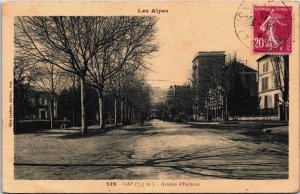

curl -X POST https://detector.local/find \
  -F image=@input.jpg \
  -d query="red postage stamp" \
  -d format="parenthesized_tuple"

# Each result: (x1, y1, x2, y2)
(253, 6, 292, 54)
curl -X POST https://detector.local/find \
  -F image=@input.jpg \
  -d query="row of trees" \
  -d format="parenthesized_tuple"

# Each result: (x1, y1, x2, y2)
(14, 16, 158, 133)
(56, 72, 151, 127)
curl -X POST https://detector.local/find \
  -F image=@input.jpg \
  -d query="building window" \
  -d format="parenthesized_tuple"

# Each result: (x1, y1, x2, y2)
(263, 62, 269, 73)
(39, 109, 47, 119)
(44, 99, 47, 105)
(30, 98, 35, 105)
(262, 77, 269, 91)
(264, 95, 273, 109)
(268, 95, 272, 108)
(264, 96, 268, 109)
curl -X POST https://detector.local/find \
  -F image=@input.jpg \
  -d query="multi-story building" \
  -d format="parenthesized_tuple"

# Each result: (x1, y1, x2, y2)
(192, 51, 226, 120)
(227, 60, 257, 96)
(206, 60, 258, 120)
(27, 89, 58, 120)
(225, 60, 258, 117)
(257, 54, 289, 120)
(165, 85, 193, 121)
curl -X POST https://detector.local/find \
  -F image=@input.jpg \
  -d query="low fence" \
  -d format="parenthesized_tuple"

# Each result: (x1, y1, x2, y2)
(15, 120, 71, 132)
(230, 115, 279, 121)
(15, 119, 119, 133)
(190, 106, 284, 121)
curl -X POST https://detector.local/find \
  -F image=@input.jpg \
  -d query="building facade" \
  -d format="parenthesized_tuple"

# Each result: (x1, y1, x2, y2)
(27, 90, 58, 120)
(226, 60, 258, 117)
(257, 54, 289, 120)
(206, 86, 224, 121)
(227, 60, 257, 96)
(165, 85, 193, 121)
(192, 51, 226, 121)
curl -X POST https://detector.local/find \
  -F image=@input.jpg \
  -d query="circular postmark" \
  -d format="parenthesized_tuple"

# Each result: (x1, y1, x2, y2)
(234, 1, 254, 48)
(234, 0, 292, 54)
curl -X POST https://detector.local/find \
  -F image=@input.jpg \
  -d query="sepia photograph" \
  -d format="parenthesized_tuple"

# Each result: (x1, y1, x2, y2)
(2, 1, 299, 193)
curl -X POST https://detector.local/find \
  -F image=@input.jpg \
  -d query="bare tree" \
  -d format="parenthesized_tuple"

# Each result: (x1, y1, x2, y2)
(108, 58, 150, 126)
(14, 52, 36, 133)
(14, 16, 123, 133)
(30, 62, 72, 129)
(270, 55, 289, 121)
(123, 72, 152, 123)
(108, 66, 134, 126)
(86, 16, 158, 128)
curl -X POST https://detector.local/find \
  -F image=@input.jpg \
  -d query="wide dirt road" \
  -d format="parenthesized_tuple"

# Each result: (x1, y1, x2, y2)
(15, 119, 288, 179)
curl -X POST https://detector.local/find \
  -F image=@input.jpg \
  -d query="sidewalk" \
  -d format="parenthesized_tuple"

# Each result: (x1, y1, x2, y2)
(185, 120, 288, 135)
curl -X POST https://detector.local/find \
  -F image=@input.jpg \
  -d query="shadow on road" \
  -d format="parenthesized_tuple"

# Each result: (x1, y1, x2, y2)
(238, 130, 288, 144)
(187, 121, 288, 144)
(188, 121, 288, 131)
(14, 145, 288, 179)
(14, 122, 157, 139)
(58, 123, 156, 139)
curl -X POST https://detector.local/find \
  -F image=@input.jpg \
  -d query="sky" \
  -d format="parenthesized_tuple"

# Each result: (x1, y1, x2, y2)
(146, 2, 263, 89)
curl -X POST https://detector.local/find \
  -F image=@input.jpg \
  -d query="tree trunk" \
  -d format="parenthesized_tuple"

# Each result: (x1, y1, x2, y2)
(72, 108, 75, 127)
(120, 99, 124, 125)
(49, 99, 54, 130)
(131, 108, 134, 123)
(98, 91, 105, 129)
(128, 106, 131, 121)
(72, 75, 76, 127)
(206, 103, 210, 122)
(49, 65, 54, 130)
(80, 77, 87, 134)
(133, 108, 135, 123)
(114, 97, 117, 126)
(124, 104, 127, 119)
(284, 103, 288, 121)
(285, 105, 288, 121)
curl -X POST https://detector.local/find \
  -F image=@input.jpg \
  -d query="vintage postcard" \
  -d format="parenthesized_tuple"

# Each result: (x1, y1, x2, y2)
(2, 0, 299, 193)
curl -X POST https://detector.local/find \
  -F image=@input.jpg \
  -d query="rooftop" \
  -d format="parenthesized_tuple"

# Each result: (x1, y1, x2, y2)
(197, 51, 226, 55)
(256, 54, 271, 62)
(227, 60, 257, 73)
(193, 51, 226, 62)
